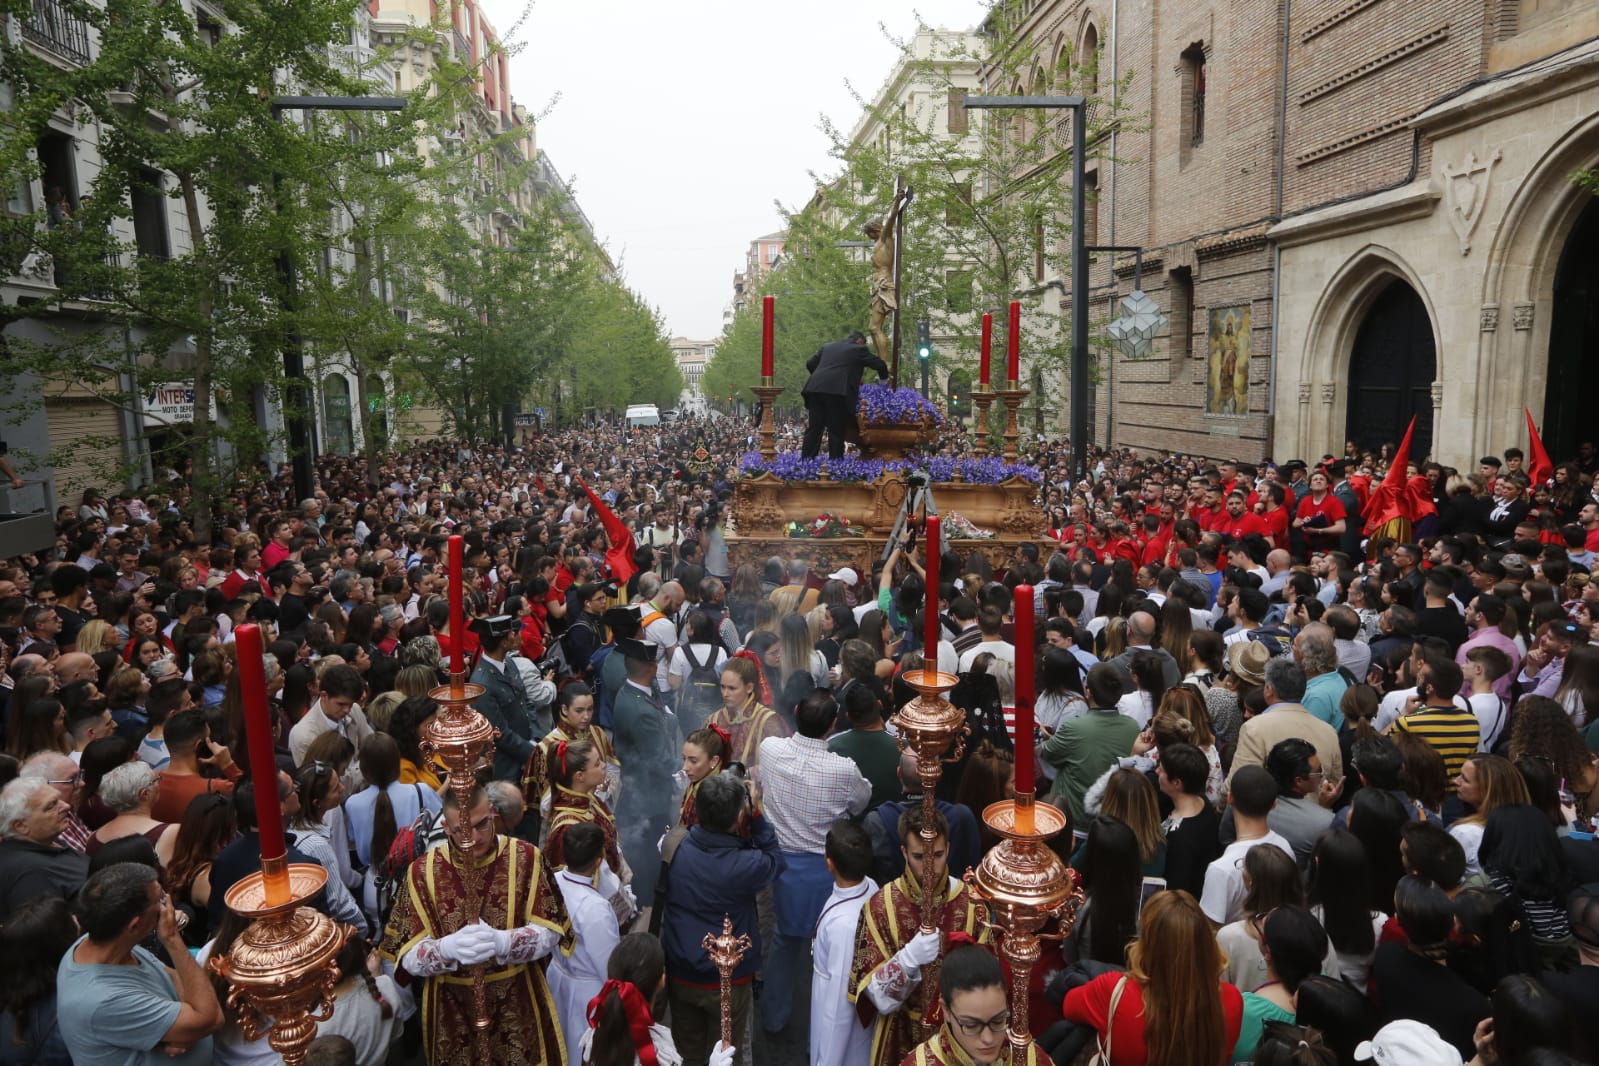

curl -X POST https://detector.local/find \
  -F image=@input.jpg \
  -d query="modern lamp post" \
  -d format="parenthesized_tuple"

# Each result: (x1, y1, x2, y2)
(961, 94, 1089, 481)
(270, 95, 407, 503)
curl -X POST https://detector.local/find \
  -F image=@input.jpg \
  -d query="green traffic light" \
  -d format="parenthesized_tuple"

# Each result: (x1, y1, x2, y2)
(918, 346, 930, 359)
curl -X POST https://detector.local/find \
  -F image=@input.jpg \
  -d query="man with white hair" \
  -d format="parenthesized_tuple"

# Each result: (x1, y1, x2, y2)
(0, 776, 89, 919)
(20, 750, 93, 852)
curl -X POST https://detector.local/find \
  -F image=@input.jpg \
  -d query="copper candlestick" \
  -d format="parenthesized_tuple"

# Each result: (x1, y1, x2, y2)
(209, 860, 357, 1066)
(752, 381, 784, 461)
(965, 795, 1083, 1064)
(891, 668, 967, 935)
(996, 387, 1029, 461)
(424, 671, 500, 1061)
(702, 914, 752, 1049)
(971, 386, 996, 458)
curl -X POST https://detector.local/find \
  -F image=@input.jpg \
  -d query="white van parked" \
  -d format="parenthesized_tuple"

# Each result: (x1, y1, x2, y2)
(624, 404, 661, 428)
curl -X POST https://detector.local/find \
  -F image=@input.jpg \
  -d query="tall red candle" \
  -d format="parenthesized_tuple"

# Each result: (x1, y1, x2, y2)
(1007, 300, 1021, 384)
(924, 515, 940, 680)
(979, 313, 992, 386)
(1012, 585, 1036, 796)
(761, 295, 775, 379)
(448, 534, 465, 678)
(234, 623, 289, 902)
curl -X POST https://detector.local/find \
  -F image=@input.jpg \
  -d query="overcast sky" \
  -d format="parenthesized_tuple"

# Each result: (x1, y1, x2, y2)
(480, 0, 986, 342)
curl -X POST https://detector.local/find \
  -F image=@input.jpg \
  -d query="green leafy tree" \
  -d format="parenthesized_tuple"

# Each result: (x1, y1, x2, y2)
(703, 199, 868, 409)
(0, 0, 430, 539)
(709, 15, 1138, 428)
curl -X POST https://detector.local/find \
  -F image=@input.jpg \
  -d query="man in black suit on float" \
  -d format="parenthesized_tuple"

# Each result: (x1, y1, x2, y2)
(801, 329, 889, 459)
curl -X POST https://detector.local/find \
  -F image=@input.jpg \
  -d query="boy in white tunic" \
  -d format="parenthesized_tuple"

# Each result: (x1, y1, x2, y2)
(547, 822, 621, 1065)
(811, 821, 878, 1066)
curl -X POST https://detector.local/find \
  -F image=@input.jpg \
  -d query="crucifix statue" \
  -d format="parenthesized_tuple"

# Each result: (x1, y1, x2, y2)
(866, 182, 912, 384)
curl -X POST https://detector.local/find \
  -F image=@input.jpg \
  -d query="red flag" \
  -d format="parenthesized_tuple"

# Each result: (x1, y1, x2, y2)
(1362, 416, 1418, 534)
(1525, 408, 1554, 488)
(576, 476, 638, 584)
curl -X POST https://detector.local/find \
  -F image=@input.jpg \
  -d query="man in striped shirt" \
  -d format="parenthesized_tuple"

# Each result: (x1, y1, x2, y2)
(1390, 657, 1479, 786)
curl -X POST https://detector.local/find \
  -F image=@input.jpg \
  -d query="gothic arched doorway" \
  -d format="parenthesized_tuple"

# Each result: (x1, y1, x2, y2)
(1541, 195, 1599, 460)
(1345, 279, 1436, 458)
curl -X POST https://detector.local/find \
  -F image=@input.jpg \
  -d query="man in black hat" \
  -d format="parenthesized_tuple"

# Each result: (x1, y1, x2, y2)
(801, 330, 889, 460)
(469, 615, 543, 794)
(612, 636, 678, 906)
(595, 603, 644, 733)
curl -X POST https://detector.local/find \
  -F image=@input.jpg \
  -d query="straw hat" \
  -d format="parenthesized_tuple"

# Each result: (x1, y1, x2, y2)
(1226, 639, 1272, 687)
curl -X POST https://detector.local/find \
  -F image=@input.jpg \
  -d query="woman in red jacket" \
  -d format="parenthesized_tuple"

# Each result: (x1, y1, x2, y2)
(1062, 889, 1244, 1065)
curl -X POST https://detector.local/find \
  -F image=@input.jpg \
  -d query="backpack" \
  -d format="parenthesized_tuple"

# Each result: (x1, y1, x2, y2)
(676, 644, 723, 734)
(372, 784, 444, 923)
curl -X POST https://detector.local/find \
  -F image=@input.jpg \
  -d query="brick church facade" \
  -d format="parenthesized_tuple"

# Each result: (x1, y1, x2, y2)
(994, 0, 1599, 467)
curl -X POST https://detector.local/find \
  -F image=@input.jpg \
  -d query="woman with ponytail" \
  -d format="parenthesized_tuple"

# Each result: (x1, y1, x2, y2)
(347, 732, 441, 921)
(704, 653, 788, 770)
(580, 931, 734, 1066)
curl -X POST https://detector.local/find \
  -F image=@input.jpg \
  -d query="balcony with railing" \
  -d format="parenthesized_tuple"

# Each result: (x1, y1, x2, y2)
(453, 29, 471, 63)
(22, 0, 93, 66)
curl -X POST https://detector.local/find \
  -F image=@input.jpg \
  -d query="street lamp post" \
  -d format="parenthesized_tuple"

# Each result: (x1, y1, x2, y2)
(269, 95, 407, 503)
(962, 95, 1089, 482)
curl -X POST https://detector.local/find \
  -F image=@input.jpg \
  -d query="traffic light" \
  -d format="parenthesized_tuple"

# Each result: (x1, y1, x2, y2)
(917, 319, 931, 360)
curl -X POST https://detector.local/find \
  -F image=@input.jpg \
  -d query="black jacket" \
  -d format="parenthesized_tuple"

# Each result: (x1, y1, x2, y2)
(802, 339, 889, 402)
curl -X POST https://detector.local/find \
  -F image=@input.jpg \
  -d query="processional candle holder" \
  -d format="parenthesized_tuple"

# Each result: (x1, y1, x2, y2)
(211, 862, 354, 1066)
(209, 623, 357, 1066)
(964, 795, 1083, 1065)
(971, 386, 996, 458)
(423, 670, 500, 1062)
(702, 914, 753, 1049)
(890, 666, 966, 1037)
(752, 379, 785, 461)
(996, 386, 1030, 461)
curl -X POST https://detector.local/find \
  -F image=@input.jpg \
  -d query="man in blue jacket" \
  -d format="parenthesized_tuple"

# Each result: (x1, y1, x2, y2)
(661, 771, 784, 1066)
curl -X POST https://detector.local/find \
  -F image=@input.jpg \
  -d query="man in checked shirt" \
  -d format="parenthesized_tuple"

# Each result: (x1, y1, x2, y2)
(756, 688, 871, 1037)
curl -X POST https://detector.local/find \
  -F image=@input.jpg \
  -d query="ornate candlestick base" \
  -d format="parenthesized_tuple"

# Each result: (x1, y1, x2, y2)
(702, 914, 753, 1049)
(996, 387, 1029, 461)
(965, 795, 1082, 1063)
(752, 381, 784, 461)
(209, 861, 357, 1066)
(424, 672, 497, 792)
(972, 388, 996, 457)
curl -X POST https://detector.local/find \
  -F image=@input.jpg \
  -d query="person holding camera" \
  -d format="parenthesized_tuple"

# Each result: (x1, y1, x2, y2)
(660, 772, 782, 1066)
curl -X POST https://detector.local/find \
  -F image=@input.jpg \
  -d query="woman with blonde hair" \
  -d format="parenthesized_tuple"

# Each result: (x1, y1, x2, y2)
(1083, 766, 1166, 876)
(1159, 597, 1194, 675)
(1450, 753, 1531, 875)
(74, 619, 117, 657)
(393, 664, 437, 700)
(1062, 890, 1244, 1065)
(778, 612, 828, 690)
(1102, 615, 1128, 661)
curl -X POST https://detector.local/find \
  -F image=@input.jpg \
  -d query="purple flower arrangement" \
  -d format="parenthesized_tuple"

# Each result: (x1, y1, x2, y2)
(857, 383, 945, 426)
(740, 450, 1039, 485)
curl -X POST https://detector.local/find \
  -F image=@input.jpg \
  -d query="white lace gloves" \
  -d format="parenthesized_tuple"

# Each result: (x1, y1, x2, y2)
(402, 920, 560, 977)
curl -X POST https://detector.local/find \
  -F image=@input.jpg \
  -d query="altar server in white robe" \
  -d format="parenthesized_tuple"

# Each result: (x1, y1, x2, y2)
(548, 822, 622, 1065)
(811, 821, 879, 1066)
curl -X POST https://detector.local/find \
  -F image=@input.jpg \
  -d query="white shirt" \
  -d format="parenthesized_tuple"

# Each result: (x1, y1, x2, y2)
(811, 878, 879, 1066)
(1199, 832, 1294, 925)
(549, 868, 621, 1066)
(1467, 691, 1509, 752)
(756, 734, 871, 853)
(958, 639, 1016, 673)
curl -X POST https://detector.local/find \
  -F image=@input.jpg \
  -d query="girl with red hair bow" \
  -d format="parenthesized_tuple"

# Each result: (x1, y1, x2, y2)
(580, 932, 735, 1066)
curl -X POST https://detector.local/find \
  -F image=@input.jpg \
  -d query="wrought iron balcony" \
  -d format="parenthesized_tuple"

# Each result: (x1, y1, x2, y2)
(22, 0, 93, 66)
(453, 29, 470, 63)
